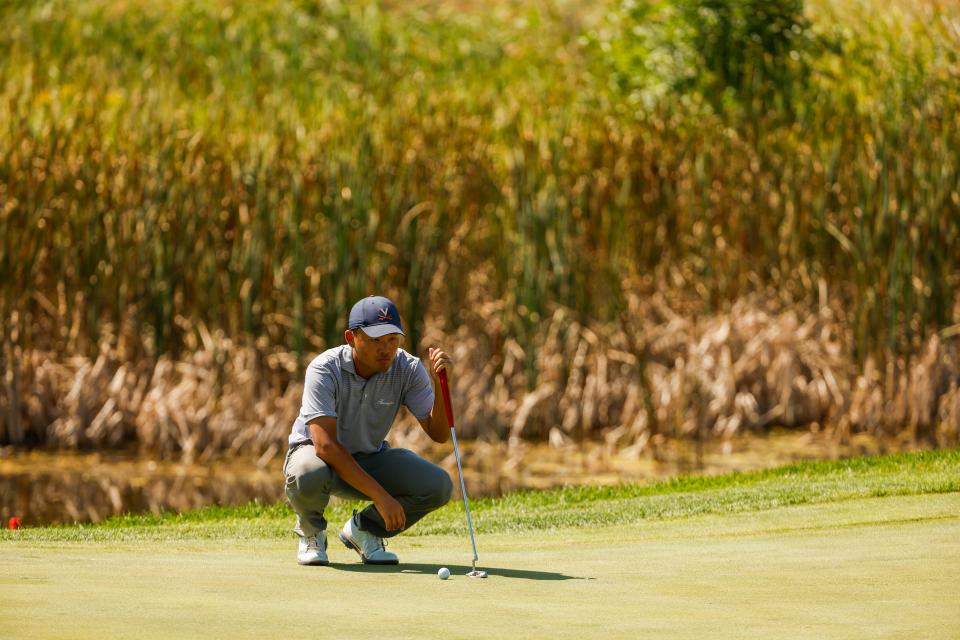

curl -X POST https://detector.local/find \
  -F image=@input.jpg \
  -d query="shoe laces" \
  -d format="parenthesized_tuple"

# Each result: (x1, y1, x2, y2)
(361, 531, 386, 554)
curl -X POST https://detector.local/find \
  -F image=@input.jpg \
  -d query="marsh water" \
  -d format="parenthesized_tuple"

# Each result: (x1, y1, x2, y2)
(0, 430, 927, 526)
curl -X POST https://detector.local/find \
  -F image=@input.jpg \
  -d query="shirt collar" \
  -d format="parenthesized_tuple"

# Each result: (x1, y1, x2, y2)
(341, 344, 357, 375)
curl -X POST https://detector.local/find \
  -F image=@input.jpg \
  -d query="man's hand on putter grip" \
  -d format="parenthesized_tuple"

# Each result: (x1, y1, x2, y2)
(375, 493, 406, 531)
(427, 347, 452, 379)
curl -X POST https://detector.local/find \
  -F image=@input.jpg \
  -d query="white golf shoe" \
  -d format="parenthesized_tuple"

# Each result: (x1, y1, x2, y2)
(339, 515, 399, 565)
(297, 533, 329, 566)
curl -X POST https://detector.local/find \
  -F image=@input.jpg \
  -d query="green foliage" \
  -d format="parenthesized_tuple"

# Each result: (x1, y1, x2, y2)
(684, 0, 812, 112)
(1, 0, 958, 368)
(585, 0, 815, 117)
(584, 0, 960, 357)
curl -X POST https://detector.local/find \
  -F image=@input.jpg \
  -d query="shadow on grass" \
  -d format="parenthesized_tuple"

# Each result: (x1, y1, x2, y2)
(329, 562, 591, 581)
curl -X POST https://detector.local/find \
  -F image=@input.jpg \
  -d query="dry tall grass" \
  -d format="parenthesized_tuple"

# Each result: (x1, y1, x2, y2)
(2, 295, 957, 463)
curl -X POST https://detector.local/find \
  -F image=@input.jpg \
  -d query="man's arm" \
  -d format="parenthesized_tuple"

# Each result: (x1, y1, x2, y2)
(308, 417, 405, 531)
(417, 383, 452, 442)
(416, 347, 454, 443)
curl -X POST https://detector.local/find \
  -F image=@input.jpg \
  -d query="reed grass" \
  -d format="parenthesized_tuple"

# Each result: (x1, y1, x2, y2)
(1, 0, 959, 454)
(1, 296, 957, 460)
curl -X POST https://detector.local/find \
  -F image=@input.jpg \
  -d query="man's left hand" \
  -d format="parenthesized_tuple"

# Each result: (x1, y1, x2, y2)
(427, 347, 452, 380)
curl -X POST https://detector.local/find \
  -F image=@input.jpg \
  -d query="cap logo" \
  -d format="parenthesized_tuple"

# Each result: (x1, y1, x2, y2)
(377, 307, 392, 322)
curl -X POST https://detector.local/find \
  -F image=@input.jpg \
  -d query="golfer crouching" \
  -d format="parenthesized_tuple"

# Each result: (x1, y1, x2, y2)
(283, 295, 454, 565)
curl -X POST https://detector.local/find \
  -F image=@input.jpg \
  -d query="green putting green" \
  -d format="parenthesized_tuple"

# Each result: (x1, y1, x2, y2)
(2, 491, 958, 639)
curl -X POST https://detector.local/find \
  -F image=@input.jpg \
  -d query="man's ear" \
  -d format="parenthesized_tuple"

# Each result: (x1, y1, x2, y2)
(344, 329, 355, 346)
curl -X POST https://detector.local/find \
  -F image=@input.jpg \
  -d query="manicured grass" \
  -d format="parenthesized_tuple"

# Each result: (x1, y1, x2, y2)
(1, 492, 958, 638)
(1, 451, 958, 638)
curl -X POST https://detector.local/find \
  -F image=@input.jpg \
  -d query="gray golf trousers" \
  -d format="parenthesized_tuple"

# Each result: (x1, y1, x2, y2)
(283, 441, 453, 539)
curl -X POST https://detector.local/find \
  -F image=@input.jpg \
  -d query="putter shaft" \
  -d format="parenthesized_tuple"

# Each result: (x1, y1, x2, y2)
(450, 426, 479, 564)
(439, 370, 486, 577)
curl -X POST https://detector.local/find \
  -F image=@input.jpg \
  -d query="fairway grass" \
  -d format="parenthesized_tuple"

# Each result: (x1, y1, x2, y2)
(1, 452, 958, 639)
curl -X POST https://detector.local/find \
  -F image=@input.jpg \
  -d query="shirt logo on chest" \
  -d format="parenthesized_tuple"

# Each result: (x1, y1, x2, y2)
(376, 399, 395, 406)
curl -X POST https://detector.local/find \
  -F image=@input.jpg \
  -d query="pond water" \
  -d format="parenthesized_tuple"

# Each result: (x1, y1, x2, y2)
(0, 430, 926, 526)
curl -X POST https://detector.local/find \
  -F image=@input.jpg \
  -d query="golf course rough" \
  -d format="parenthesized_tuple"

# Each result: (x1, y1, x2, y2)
(1, 450, 958, 639)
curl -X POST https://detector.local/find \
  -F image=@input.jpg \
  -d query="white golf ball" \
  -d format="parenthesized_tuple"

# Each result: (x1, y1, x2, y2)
(438, 567, 450, 580)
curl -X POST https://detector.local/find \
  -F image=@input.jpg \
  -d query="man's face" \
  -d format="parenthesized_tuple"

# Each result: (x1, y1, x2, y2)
(347, 329, 403, 376)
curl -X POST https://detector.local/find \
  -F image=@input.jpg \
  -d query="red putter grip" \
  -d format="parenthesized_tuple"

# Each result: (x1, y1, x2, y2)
(438, 369, 455, 428)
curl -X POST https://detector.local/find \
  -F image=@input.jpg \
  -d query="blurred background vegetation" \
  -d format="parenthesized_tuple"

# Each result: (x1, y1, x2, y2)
(1, 0, 959, 457)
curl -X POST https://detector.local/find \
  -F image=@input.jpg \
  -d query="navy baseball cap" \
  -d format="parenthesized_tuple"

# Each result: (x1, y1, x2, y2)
(348, 295, 405, 338)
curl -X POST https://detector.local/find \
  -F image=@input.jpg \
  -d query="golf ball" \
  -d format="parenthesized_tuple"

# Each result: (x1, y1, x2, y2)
(438, 567, 450, 580)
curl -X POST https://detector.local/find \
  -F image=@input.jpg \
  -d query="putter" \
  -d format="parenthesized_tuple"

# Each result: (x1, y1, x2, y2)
(438, 369, 488, 578)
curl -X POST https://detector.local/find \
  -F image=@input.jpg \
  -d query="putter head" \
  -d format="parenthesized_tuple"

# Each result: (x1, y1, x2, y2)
(466, 570, 488, 578)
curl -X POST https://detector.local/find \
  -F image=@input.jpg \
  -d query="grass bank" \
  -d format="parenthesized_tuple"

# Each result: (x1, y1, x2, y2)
(4, 449, 957, 542)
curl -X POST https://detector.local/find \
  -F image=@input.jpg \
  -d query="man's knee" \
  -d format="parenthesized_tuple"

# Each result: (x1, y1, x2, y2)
(432, 468, 454, 507)
(286, 459, 334, 501)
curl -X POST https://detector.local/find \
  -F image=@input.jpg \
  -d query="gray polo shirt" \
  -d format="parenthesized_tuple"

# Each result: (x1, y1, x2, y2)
(287, 345, 435, 454)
